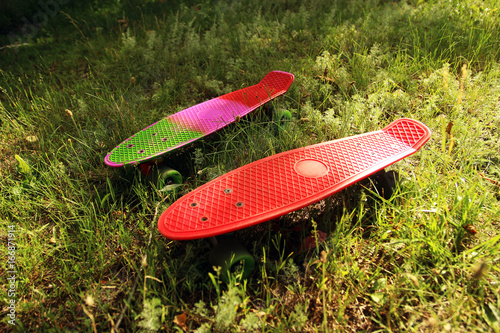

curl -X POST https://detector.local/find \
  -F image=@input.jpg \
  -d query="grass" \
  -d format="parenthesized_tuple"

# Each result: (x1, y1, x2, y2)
(1, 0, 499, 331)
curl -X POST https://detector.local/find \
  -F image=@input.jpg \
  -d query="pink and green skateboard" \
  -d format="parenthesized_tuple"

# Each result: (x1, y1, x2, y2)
(104, 71, 295, 188)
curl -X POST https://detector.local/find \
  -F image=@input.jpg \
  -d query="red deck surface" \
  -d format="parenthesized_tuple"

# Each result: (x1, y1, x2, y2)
(158, 118, 431, 240)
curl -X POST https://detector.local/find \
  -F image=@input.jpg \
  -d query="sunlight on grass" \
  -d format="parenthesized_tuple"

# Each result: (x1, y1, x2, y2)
(1, 0, 499, 331)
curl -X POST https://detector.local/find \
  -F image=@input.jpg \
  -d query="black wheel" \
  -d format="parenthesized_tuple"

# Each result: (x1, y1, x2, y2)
(371, 169, 399, 199)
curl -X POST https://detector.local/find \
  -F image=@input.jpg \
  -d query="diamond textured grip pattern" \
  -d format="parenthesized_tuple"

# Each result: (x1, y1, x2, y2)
(105, 71, 295, 167)
(158, 118, 431, 240)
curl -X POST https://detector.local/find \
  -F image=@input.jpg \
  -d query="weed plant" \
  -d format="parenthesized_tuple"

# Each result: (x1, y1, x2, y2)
(1, 0, 499, 331)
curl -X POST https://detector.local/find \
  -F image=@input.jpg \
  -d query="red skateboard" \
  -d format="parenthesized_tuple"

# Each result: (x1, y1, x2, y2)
(158, 118, 431, 278)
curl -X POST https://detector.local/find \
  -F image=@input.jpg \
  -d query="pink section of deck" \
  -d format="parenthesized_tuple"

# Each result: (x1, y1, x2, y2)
(158, 118, 431, 240)
(169, 71, 294, 133)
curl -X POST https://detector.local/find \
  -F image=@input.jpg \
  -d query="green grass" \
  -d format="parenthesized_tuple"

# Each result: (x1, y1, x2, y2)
(1, 0, 499, 331)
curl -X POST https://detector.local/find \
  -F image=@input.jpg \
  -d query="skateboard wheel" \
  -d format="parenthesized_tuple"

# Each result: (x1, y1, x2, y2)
(372, 169, 399, 199)
(273, 109, 292, 130)
(209, 237, 255, 282)
(144, 164, 182, 192)
(157, 165, 182, 191)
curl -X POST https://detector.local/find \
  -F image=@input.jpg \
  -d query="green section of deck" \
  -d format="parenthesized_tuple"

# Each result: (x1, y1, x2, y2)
(108, 118, 202, 164)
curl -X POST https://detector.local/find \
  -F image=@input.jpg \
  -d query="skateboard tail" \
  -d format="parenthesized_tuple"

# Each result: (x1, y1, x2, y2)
(158, 118, 431, 241)
(382, 118, 431, 151)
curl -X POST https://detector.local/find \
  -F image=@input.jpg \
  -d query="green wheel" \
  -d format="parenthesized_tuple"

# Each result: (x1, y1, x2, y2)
(273, 109, 292, 131)
(140, 162, 183, 192)
(157, 165, 182, 191)
(209, 237, 255, 283)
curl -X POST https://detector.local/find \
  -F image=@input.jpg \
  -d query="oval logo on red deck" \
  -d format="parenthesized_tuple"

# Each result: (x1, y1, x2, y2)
(294, 159, 329, 178)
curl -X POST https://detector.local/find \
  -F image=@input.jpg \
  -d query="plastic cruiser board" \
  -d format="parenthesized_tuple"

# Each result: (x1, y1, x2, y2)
(105, 71, 295, 167)
(158, 118, 431, 240)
